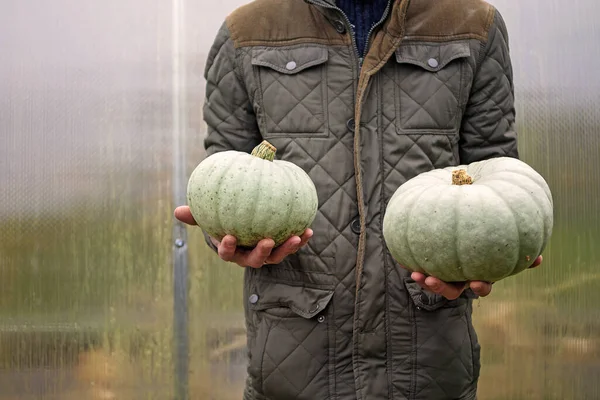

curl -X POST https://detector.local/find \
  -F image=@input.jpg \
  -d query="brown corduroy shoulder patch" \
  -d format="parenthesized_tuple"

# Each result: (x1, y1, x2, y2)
(404, 0, 496, 42)
(226, 0, 350, 48)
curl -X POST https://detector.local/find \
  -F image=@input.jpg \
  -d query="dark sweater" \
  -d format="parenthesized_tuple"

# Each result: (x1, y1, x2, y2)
(336, 0, 390, 56)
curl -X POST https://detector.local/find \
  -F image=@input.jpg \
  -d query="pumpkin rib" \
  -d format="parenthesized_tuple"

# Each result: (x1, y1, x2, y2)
(233, 155, 255, 242)
(453, 186, 463, 281)
(476, 183, 525, 279)
(297, 164, 319, 231)
(385, 185, 427, 271)
(276, 162, 300, 242)
(232, 159, 252, 239)
(246, 155, 267, 243)
(216, 154, 247, 239)
(479, 167, 553, 205)
(480, 174, 550, 247)
(405, 184, 438, 276)
(480, 176, 551, 271)
(206, 154, 236, 236)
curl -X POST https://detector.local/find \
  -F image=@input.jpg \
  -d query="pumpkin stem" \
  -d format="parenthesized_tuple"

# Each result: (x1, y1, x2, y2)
(251, 140, 277, 161)
(452, 169, 473, 185)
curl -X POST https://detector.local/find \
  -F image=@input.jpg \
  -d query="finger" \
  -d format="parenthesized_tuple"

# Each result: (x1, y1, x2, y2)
(411, 271, 427, 284)
(243, 238, 275, 268)
(218, 235, 238, 262)
(424, 276, 467, 300)
(469, 281, 493, 297)
(298, 229, 314, 247)
(266, 229, 314, 264)
(529, 255, 543, 269)
(266, 236, 301, 264)
(410, 272, 431, 291)
(174, 206, 197, 225)
(209, 236, 221, 248)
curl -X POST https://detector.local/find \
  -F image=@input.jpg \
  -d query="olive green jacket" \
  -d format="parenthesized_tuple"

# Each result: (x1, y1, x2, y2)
(201, 0, 518, 398)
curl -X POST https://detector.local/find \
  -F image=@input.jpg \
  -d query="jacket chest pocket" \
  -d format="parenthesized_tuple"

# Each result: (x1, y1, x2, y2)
(252, 45, 329, 138)
(394, 41, 471, 134)
(246, 281, 334, 399)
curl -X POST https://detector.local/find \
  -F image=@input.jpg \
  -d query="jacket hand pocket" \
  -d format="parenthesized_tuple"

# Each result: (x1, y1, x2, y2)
(247, 280, 333, 399)
(403, 276, 480, 396)
(403, 276, 474, 311)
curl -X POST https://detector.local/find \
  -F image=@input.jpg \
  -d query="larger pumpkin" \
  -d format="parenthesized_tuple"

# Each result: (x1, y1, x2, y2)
(382, 157, 554, 283)
(187, 140, 318, 247)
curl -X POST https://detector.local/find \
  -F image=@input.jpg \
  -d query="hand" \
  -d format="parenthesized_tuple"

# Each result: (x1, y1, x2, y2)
(173, 205, 313, 268)
(408, 255, 544, 300)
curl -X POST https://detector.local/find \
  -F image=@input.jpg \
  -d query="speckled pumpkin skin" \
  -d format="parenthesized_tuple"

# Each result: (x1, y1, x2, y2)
(186, 145, 318, 248)
(382, 157, 554, 283)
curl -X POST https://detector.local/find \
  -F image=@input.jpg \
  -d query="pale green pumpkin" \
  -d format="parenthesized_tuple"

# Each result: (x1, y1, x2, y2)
(382, 157, 554, 283)
(187, 140, 318, 247)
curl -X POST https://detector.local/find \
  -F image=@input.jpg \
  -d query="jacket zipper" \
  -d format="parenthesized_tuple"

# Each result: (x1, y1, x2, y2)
(307, 0, 393, 68)
(305, 0, 361, 68)
(362, 0, 394, 65)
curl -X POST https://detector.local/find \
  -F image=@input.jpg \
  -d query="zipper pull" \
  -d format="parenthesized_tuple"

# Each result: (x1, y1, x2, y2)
(358, 57, 363, 69)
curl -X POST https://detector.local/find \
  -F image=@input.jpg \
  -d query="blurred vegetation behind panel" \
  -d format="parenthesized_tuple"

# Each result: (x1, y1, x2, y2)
(0, 0, 599, 399)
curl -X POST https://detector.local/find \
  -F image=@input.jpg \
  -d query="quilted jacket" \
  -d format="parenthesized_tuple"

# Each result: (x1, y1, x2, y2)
(201, 0, 519, 398)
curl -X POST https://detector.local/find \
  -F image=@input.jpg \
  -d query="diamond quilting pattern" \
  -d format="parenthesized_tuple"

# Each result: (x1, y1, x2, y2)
(203, 8, 518, 394)
(255, 49, 327, 135)
(397, 65, 461, 129)
(260, 314, 329, 399)
(260, 67, 325, 133)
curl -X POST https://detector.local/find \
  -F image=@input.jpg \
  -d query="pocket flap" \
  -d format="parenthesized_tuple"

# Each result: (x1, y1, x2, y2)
(395, 41, 470, 71)
(251, 45, 328, 75)
(404, 277, 472, 311)
(248, 280, 334, 319)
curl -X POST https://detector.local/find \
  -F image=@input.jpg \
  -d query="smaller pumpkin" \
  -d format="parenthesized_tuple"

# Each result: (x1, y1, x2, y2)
(382, 157, 554, 283)
(187, 140, 318, 247)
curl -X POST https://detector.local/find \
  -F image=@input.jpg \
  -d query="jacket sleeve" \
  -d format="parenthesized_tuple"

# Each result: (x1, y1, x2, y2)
(459, 10, 519, 163)
(203, 21, 262, 155)
(200, 21, 262, 251)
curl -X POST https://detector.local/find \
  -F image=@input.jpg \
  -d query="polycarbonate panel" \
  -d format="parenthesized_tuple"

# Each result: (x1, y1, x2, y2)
(0, 1, 178, 398)
(2, 0, 598, 399)
(475, 1, 600, 399)
(184, 0, 252, 398)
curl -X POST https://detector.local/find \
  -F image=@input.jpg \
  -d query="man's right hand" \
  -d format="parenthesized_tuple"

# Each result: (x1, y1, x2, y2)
(174, 205, 313, 268)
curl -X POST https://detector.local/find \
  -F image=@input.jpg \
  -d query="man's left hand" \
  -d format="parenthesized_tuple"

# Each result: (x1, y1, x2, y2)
(410, 255, 543, 300)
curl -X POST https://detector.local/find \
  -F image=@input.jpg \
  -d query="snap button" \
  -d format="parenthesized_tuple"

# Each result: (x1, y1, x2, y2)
(249, 294, 259, 304)
(333, 20, 346, 34)
(346, 118, 355, 132)
(317, 315, 325, 323)
(427, 58, 439, 68)
(351, 218, 361, 234)
(285, 61, 297, 71)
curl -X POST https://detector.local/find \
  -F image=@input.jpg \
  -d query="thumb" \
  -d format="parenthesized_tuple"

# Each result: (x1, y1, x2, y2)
(174, 206, 197, 225)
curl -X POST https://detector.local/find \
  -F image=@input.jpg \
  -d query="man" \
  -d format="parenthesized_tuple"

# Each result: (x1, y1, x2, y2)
(175, 0, 543, 398)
